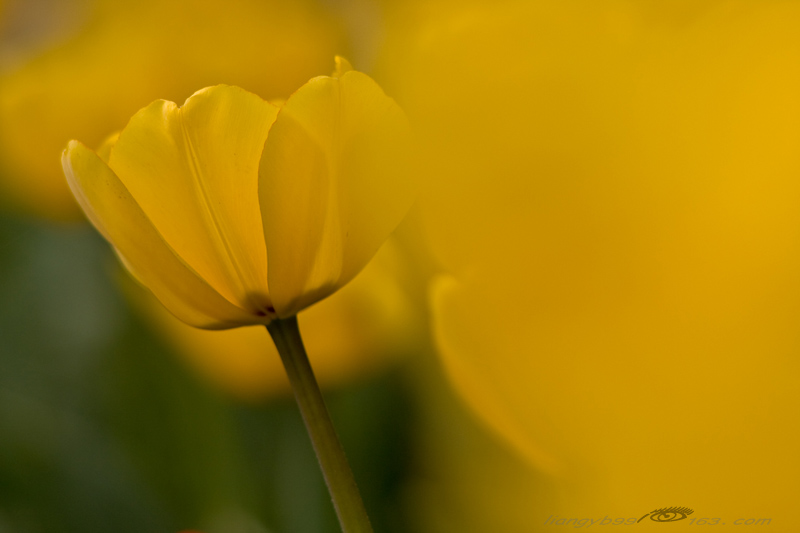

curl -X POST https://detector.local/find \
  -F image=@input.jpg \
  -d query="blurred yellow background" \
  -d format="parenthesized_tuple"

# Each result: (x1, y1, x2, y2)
(383, 0, 800, 528)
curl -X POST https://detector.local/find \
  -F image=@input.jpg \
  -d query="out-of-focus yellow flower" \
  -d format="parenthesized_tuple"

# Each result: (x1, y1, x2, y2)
(383, 0, 800, 526)
(62, 60, 416, 330)
(0, 0, 344, 220)
(132, 239, 418, 401)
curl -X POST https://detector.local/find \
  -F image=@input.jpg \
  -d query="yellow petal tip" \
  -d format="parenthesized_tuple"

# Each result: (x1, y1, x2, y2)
(96, 131, 121, 163)
(333, 56, 354, 78)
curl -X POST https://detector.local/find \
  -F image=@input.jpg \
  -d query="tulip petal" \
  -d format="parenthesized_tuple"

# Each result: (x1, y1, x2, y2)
(63, 140, 256, 329)
(333, 56, 354, 77)
(96, 132, 120, 163)
(108, 85, 279, 313)
(260, 70, 415, 316)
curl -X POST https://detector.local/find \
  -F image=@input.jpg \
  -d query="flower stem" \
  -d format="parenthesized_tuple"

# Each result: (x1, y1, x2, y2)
(266, 316, 374, 533)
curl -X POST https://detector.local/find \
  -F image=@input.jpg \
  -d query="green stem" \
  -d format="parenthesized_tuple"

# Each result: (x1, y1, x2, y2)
(266, 316, 374, 533)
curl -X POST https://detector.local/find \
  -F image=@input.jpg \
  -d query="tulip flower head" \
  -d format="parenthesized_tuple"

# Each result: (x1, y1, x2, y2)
(62, 58, 415, 329)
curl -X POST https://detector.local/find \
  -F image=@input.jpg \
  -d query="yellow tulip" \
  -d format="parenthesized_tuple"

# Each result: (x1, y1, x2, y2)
(382, 0, 800, 527)
(62, 60, 416, 329)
